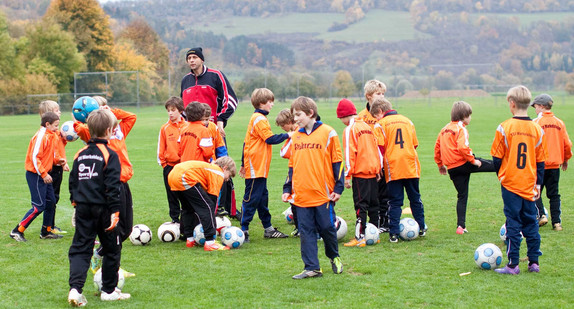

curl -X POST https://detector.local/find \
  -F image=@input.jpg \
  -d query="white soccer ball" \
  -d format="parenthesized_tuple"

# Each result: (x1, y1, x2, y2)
(215, 216, 232, 235)
(129, 224, 152, 246)
(474, 243, 503, 270)
(93, 268, 124, 292)
(60, 120, 79, 142)
(399, 218, 420, 241)
(157, 222, 180, 242)
(193, 224, 215, 246)
(364, 223, 379, 245)
(283, 207, 294, 225)
(221, 226, 245, 249)
(500, 223, 524, 244)
(335, 216, 347, 241)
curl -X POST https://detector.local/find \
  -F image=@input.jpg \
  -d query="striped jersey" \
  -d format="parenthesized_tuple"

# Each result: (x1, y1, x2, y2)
(157, 116, 188, 167)
(491, 117, 547, 201)
(342, 117, 381, 180)
(533, 111, 572, 169)
(167, 160, 224, 196)
(25, 127, 60, 178)
(434, 121, 475, 169)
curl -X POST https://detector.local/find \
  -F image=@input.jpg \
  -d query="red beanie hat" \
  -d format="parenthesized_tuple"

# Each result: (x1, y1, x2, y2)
(337, 98, 357, 118)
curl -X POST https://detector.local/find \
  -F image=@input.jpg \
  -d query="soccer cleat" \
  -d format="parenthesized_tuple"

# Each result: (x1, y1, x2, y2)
(292, 269, 323, 279)
(119, 268, 136, 278)
(389, 234, 399, 243)
(419, 229, 427, 237)
(291, 228, 300, 237)
(494, 265, 520, 275)
(378, 227, 389, 233)
(344, 238, 366, 247)
(186, 239, 197, 248)
(204, 241, 230, 251)
(456, 226, 468, 235)
(528, 263, 540, 273)
(331, 257, 343, 274)
(216, 208, 229, 217)
(52, 226, 68, 234)
(538, 215, 548, 227)
(264, 228, 288, 238)
(553, 223, 563, 231)
(9, 230, 27, 242)
(90, 249, 102, 274)
(101, 287, 131, 301)
(244, 231, 250, 243)
(68, 288, 87, 307)
(40, 232, 63, 239)
(231, 211, 242, 221)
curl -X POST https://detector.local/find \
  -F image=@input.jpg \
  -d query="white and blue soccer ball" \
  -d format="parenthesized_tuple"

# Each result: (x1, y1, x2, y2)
(215, 216, 232, 235)
(93, 268, 124, 292)
(283, 207, 294, 225)
(500, 223, 524, 245)
(221, 226, 245, 249)
(364, 223, 379, 245)
(335, 216, 347, 241)
(474, 243, 503, 270)
(60, 120, 78, 142)
(72, 96, 100, 123)
(129, 224, 152, 246)
(157, 222, 180, 242)
(193, 224, 215, 245)
(399, 218, 420, 241)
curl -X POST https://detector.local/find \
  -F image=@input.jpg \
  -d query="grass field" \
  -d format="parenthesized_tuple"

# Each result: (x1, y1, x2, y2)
(1, 96, 574, 308)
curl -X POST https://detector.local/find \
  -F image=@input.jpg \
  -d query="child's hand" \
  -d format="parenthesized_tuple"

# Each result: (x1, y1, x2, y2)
(287, 131, 294, 138)
(344, 179, 351, 189)
(217, 121, 226, 138)
(43, 174, 53, 184)
(239, 166, 245, 178)
(562, 161, 568, 171)
(473, 159, 482, 167)
(534, 185, 541, 200)
(438, 166, 447, 175)
(105, 212, 120, 232)
(281, 193, 290, 202)
(63, 163, 70, 172)
(329, 192, 341, 202)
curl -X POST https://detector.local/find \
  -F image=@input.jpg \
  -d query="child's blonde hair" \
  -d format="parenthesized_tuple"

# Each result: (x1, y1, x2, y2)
(275, 109, 294, 126)
(39, 100, 59, 116)
(214, 156, 237, 177)
(364, 79, 387, 99)
(506, 85, 531, 110)
(251, 88, 274, 109)
(87, 109, 117, 138)
(164, 96, 184, 112)
(185, 102, 205, 122)
(93, 96, 108, 106)
(370, 98, 392, 116)
(290, 96, 318, 119)
(41, 112, 59, 127)
(451, 101, 472, 122)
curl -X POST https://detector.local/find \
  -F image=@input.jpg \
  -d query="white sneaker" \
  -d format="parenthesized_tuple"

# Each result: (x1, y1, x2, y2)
(101, 287, 131, 301)
(68, 288, 87, 307)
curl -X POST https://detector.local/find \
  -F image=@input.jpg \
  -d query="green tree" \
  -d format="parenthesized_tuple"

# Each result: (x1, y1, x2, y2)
(25, 20, 86, 92)
(332, 70, 355, 97)
(117, 18, 169, 75)
(0, 12, 24, 80)
(45, 0, 115, 71)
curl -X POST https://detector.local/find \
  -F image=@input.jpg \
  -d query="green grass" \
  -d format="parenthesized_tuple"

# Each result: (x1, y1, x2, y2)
(1, 97, 574, 308)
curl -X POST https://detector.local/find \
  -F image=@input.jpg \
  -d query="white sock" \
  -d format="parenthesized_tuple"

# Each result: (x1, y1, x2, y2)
(205, 240, 215, 245)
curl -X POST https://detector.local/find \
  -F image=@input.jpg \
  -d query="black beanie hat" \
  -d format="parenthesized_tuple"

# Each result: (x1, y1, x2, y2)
(186, 47, 204, 61)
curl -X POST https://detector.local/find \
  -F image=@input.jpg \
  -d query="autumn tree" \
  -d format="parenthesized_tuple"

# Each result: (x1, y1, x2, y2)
(0, 12, 24, 80)
(116, 18, 169, 74)
(45, 0, 115, 71)
(332, 70, 355, 97)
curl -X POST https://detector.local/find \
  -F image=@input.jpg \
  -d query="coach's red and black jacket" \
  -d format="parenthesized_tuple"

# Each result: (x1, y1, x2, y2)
(180, 65, 238, 126)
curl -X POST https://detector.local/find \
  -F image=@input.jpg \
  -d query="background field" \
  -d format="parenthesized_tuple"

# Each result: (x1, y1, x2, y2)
(1, 96, 573, 308)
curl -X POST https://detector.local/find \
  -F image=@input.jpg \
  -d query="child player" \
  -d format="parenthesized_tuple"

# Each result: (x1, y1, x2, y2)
(371, 98, 426, 243)
(10, 112, 65, 241)
(491, 85, 546, 274)
(337, 98, 382, 247)
(157, 97, 188, 227)
(168, 157, 237, 251)
(358, 80, 389, 233)
(68, 109, 130, 306)
(531, 94, 572, 230)
(434, 101, 494, 234)
(283, 96, 343, 279)
(240, 88, 291, 242)
(39, 100, 69, 235)
(179, 103, 214, 163)
(73, 97, 136, 276)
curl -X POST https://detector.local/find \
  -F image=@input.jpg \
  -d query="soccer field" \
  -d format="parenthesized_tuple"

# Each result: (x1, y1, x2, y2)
(1, 96, 573, 308)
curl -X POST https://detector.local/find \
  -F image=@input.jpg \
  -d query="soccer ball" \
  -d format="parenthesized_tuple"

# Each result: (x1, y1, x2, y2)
(500, 223, 524, 244)
(72, 96, 99, 123)
(193, 224, 215, 246)
(283, 207, 294, 224)
(474, 243, 503, 270)
(215, 216, 232, 235)
(364, 223, 379, 245)
(93, 268, 124, 292)
(60, 120, 78, 142)
(399, 218, 420, 240)
(221, 226, 245, 249)
(157, 222, 180, 242)
(129, 224, 152, 245)
(335, 216, 347, 241)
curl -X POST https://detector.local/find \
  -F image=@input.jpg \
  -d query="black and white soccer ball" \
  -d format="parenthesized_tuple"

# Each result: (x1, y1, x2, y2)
(157, 222, 180, 242)
(129, 224, 152, 245)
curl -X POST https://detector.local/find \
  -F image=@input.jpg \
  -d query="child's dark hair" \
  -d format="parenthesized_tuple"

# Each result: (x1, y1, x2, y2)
(451, 101, 472, 122)
(41, 112, 59, 127)
(275, 109, 294, 126)
(165, 96, 184, 112)
(200, 103, 212, 118)
(290, 96, 318, 119)
(185, 102, 205, 122)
